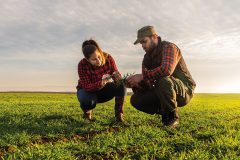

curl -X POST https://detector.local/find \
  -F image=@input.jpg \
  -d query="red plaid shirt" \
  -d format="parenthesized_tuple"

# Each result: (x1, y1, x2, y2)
(142, 43, 180, 86)
(77, 54, 119, 92)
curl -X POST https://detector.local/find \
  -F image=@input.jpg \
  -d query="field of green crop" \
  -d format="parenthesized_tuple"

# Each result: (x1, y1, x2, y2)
(0, 93, 240, 159)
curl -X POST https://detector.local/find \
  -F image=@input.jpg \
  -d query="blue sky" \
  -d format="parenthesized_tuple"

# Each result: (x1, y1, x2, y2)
(0, 0, 240, 92)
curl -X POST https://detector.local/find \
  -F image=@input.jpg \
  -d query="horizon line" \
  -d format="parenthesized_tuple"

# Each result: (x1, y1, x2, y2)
(0, 91, 240, 94)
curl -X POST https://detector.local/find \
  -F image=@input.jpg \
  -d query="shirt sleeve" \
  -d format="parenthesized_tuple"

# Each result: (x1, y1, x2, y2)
(108, 54, 122, 81)
(108, 55, 118, 73)
(78, 62, 102, 92)
(142, 43, 180, 84)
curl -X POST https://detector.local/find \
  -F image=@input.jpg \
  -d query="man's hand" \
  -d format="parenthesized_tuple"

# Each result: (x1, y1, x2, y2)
(126, 74, 143, 88)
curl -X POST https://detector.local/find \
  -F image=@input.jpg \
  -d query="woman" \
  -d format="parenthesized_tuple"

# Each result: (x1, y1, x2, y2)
(76, 39, 126, 122)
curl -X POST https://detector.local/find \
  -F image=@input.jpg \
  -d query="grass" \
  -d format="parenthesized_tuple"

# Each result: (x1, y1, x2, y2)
(0, 93, 240, 159)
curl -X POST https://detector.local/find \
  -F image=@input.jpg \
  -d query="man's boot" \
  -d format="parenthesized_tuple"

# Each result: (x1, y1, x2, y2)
(82, 110, 92, 121)
(163, 109, 179, 128)
(162, 113, 169, 125)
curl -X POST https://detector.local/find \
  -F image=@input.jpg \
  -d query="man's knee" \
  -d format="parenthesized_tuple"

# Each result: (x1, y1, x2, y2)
(130, 93, 159, 114)
(154, 77, 176, 102)
(155, 77, 175, 96)
(130, 94, 142, 110)
(155, 77, 173, 88)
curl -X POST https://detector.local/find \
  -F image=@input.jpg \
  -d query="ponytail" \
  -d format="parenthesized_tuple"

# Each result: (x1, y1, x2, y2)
(82, 39, 108, 65)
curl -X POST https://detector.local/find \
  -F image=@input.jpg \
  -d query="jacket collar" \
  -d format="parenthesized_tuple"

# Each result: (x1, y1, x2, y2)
(149, 37, 162, 58)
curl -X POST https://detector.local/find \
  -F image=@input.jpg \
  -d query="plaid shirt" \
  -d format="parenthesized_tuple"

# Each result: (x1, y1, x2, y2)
(142, 42, 180, 86)
(77, 54, 119, 92)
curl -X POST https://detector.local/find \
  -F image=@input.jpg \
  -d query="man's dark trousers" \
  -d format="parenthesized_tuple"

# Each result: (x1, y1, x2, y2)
(130, 76, 193, 116)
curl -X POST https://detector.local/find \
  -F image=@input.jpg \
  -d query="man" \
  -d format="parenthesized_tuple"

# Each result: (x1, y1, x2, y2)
(127, 26, 196, 128)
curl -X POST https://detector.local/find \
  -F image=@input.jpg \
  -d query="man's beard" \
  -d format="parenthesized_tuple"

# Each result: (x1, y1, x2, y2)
(145, 41, 157, 54)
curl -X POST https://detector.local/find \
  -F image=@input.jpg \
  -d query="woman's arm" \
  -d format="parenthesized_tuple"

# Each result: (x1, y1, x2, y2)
(108, 55, 122, 81)
(78, 62, 102, 92)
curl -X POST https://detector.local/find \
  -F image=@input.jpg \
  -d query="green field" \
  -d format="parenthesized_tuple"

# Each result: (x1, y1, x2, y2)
(0, 93, 240, 159)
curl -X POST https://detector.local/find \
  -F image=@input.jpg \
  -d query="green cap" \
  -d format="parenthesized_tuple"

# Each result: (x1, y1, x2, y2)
(134, 26, 158, 45)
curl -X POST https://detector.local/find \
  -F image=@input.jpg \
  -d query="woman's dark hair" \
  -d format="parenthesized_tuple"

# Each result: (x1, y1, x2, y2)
(82, 39, 102, 59)
(81, 39, 107, 65)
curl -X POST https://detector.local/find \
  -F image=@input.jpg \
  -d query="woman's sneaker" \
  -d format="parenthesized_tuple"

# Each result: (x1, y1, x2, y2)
(115, 112, 124, 122)
(83, 110, 92, 121)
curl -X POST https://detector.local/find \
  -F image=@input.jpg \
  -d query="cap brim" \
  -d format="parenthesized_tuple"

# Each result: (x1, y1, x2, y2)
(134, 38, 141, 45)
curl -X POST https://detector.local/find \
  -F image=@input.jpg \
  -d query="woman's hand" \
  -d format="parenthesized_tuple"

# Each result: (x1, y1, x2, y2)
(112, 71, 121, 81)
(101, 74, 112, 88)
(101, 79, 108, 88)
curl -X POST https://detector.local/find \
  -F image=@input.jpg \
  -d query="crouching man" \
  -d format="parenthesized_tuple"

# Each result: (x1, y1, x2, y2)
(127, 26, 196, 128)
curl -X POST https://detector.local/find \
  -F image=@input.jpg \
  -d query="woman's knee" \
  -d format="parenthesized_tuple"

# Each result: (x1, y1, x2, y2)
(77, 90, 97, 110)
(80, 98, 97, 110)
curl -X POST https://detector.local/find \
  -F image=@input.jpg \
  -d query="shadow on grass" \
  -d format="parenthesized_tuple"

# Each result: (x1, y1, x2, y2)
(0, 113, 130, 157)
(0, 113, 128, 143)
(0, 113, 86, 138)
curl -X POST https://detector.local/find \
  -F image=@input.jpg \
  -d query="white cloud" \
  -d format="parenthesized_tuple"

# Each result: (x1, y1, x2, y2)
(0, 0, 240, 92)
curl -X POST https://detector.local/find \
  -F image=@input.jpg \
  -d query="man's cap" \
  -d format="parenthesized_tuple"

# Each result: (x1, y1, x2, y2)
(134, 26, 158, 45)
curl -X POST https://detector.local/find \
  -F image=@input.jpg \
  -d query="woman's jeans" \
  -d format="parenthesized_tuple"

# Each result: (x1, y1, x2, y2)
(77, 83, 126, 112)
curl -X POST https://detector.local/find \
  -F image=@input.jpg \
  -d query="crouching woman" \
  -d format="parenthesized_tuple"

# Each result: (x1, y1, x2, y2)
(76, 39, 126, 122)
